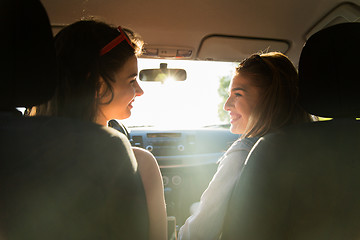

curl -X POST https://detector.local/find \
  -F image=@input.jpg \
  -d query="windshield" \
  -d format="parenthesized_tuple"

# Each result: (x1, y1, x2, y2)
(121, 58, 237, 129)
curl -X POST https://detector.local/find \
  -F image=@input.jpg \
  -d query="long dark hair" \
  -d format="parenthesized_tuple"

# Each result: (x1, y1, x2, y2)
(237, 52, 313, 138)
(36, 20, 143, 121)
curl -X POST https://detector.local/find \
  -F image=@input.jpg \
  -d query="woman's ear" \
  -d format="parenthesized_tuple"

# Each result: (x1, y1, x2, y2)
(96, 76, 113, 105)
(96, 76, 105, 100)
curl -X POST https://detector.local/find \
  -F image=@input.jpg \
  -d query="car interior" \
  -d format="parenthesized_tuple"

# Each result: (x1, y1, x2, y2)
(1, 0, 359, 239)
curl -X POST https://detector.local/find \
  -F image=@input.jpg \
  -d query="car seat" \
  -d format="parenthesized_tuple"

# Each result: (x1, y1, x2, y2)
(221, 22, 360, 240)
(0, 0, 148, 239)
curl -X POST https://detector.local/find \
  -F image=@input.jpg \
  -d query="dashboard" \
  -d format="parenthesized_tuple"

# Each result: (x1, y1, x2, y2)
(128, 127, 239, 227)
(130, 128, 238, 168)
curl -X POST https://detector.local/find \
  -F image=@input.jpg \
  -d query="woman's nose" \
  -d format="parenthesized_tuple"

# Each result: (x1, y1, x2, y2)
(224, 96, 232, 111)
(134, 81, 144, 96)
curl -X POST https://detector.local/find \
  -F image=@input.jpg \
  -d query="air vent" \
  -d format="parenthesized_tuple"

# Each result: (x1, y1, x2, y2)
(131, 135, 143, 147)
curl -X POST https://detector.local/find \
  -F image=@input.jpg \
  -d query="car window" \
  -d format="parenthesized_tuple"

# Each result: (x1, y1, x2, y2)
(122, 58, 237, 129)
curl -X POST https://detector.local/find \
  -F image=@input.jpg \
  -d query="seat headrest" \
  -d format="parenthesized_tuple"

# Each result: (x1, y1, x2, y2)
(299, 22, 360, 118)
(0, 0, 57, 110)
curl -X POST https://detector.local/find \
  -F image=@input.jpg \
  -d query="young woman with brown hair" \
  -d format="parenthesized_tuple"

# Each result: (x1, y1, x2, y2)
(179, 52, 312, 240)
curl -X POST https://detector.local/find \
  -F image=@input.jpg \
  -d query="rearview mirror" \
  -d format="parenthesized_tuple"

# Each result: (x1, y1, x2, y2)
(139, 63, 187, 82)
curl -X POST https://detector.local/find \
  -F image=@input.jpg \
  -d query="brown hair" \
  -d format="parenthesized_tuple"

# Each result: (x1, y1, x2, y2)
(35, 20, 143, 121)
(238, 52, 312, 138)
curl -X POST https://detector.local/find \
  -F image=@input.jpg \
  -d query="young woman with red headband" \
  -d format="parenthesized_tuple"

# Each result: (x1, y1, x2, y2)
(34, 20, 167, 240)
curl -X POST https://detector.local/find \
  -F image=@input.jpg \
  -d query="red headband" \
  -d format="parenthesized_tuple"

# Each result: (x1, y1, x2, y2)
(100, 26, 134, 56)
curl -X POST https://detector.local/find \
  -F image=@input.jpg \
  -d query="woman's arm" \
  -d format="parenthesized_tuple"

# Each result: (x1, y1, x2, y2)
(133, 147, 168, 240)
(178, 139, 255, 240)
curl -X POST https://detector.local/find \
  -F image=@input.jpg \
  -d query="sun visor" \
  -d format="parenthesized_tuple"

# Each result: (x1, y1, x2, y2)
(304, 2, 360, 40)
(197, 35, 290, 62)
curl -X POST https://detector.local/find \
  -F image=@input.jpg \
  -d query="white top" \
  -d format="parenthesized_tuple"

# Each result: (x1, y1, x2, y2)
(178, 137, 259, 240)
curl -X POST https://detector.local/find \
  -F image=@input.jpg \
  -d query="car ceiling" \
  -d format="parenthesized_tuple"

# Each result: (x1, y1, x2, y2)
(40, 0, 359, 65)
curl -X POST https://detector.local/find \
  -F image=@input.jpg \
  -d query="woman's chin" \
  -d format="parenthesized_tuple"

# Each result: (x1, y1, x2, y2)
(123, 110, 132, 119)
(229, 125, 243, 135)
(112, 111, 131, 121)
(229, 125, 238, 134)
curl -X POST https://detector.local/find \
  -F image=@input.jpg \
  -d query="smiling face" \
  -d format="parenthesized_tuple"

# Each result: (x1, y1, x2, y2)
(224, 73, 262, 134)
(96, 55, 144, 125)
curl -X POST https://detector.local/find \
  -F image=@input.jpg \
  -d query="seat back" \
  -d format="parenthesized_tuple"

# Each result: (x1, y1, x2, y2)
(0, 0, 56, 110)
(0, 0, 148, 239)
(221, 22, 360, 240)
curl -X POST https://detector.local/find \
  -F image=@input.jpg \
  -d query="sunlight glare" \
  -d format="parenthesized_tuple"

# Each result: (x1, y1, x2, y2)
(123, 58, 236, 128)
(165, 76, 176, 82)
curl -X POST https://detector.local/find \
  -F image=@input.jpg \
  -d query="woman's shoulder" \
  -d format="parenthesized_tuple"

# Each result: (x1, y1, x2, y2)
(229, 136, 260, 152)
(217, 137, 260, 164)
(132, 146, 154, 158)
(132, 147, 158, 168)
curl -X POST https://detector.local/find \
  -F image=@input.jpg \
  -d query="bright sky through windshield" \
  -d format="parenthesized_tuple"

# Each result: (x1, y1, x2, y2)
(122, 58, 237, 129)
